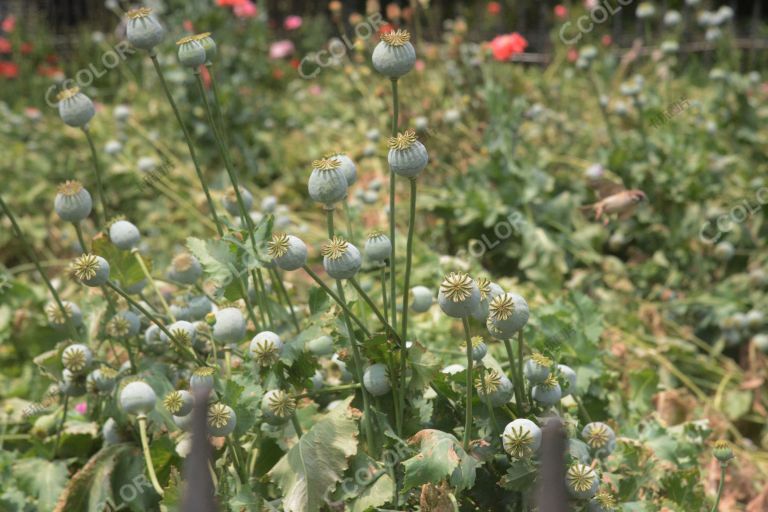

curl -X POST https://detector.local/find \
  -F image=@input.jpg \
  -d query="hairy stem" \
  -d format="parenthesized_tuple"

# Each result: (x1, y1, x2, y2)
(138, 415, 165, 496)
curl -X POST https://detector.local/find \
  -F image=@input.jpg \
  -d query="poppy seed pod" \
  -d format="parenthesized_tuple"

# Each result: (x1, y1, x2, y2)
(193, 32, 217, 62)
(207, 403, 237, 436)
(72, 254, 110, 287)
(327, 153, 357, 187)
(467, 336, 488, 361)
(502, 418, 541, 459)
(176, 36, 207, 68)
(109, 219, 141, 250)
(487, 293, 529, 337)
(558, 364, 578, 397)
(222, 186, 253, 217)
(438, 272, 481, 318)
(61, 369, 87, 397)
(388, 129, 428, 178)
(89, 366, 118, 393)
(523, 353, 553, 384)
(532, 374, 562, 406)
(582, 422, 616, 456)
(144, 324, 166, 353)
(713, 440, 734, 463)
(55, 181, 93, 223)
(589, 491, 619, 512)
(212, 307, 246, 344)
(62, 343, 93, 375)
(249, 331, 284, 366)
(476, 369, 513, 407)
(322, 237, 362, 280)
(307, 335, 334, 356)
(188, 295, 213, 320)
(261, 389, 296, 425)
(363, 363, 391, 396)
(107, 310, 141, 339)
(57, 87, 95, 128)
(372, 29, 416, 78)
(268, 232, 307, 271)
(47, 300, 83, 330)
(410, 286, 433, 313)
(308, 158, 349, 208)
(566, 464, 599, 499)
(119, 380, 157, 415)
(163, 390, 194, 416)
(173, 412, 194, 432)
(471, 278, 504, 321)
(162, 320, 197, 347)
(168, 253, 203, 284)
(364, 232, 391, 263)
(126, 7, 165, 51)
(103, 417, 123, 445)
(189, 366, 216, 394)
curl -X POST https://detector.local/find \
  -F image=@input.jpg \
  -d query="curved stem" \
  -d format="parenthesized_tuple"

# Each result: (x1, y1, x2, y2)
(397, 178, 417, 436)
(137, 415, 164, 496)
(0, 195, 78, 339)
(504, 338, 524, 415)
(301, 265, 370, 337)
(711, 463, 727, 512)
(462, 317, 474, 452)
(132, 250, 174, 321)
(53, 394, 69, 458)
(291, 413, 303, 439)
(348, 278, 400, 343)
(82, 127, 108, 228)
(149, 54, 223, 237)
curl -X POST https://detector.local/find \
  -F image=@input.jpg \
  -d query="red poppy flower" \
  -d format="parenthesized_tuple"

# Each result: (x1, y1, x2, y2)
(0, 38, 11, 54)
(487, 2, 501, 15)
(554, 5, 568, 19)
(0, 61, 19, 78)
(488, 32, 528, 61)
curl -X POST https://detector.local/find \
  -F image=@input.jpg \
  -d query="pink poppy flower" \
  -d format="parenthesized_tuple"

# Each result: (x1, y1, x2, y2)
(487, 2, 501, 15)
(269, 40, 294, 59)
(233, 0, 257, 18)
(1, 16, 15, 33)
(488, 32, 528, 61)
(75, 402, 87, 415)
(554, 5, 568, 19)
(284, 15, 302, 31)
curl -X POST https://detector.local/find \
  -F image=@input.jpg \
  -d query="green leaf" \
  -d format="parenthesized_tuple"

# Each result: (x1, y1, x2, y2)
(308, 287, 329, 315)
(186, 237, 239, 286)
(13, 458, 68, 511)
(499, 460, 537, 491)
(92, 235, 145, 288)
(401, 429, 474, 492)
(268, 396, 359, 512)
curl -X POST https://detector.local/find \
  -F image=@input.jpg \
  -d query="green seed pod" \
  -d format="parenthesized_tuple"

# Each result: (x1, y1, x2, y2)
(558, 364, 578, 397)
(107, 310, 141, 339)
(524, 353, 553, 384)
(173, 412, 194, 433)
(72, 254, 110, 287)
(189, 366, 216, 395)
(54, 180, 93, 223)
(465, 336, 487, 362)
(364, 231, 391, 263)
(322, 237, 361, 280)
(222, 186, 253, 217)
(89, 366, 118, 393)
(249, 331, 284, 366)
(582, 422, 616, 456)
(119, 380, 157, 415)
(61, 369, 87, 397)
(109, 220, 141, 250)
(410, 285, 434, 313)
(589, 491, 618, 512)
(752, 334, 768, 354)
(363, 363, 391, 396)
(268, 232, 307, 271)
(388, 129, 428, 178)
(307, 335, 335, 356)
(163, 390, 194, 416)
(193, 32, 217, 62)
(207, 403, 237, 436)
(308, 158, 348, 208)
(713, 440, 734, 463)
(62, 343, 93, 375)
(126, 7, 165, 51)
(714, 241, 734, 261)
(438, 272, 480, 318)
(471, 278, 504, 321)
(176, 36, 207, 68)
(212, 307, 246, 344)
(327, 153, 357, 187)
(501, 418, 541, 459)
(46, 300, 83, 330)
(372, 29, 416, 78)
(261, 389, 296, 425)
(161, 320, 197, 347)
(168, 253, 203, 284)
(566, 463, 599, 499)
(487, 293, 529, 338)
(57, 87, 95, 128)
(476, 369, 513, 407)
(102, 417, 123, 445)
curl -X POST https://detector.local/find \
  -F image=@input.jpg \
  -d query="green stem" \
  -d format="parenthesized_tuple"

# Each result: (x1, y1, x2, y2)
(82, 127, 108, 228)
(462, 317, 474, 452)
(132, 249, 174, 321)
(0, 195, 79, 339)
(53, 394, 69, 458)
(73, 223, 88, 253)
(518, 330, 529, 409)
(397, 178, 417, 436)
(270, 268, 300, 333)
(138, 415, 164, 496)
(227, 435, 247, 483)
(206, 63, 228, 149)
(296, 383, 361, 399)
(327, 210, 375, 455)
(711, 463, 727, 512)
(348, 278, 400, 343)
(480, 366, 500, 437)
(255, 269, 274, 329)
(380, 266, 388, 324)
(301, 265, 371, 337)
(388, 78, 399, 343)
(105, 281, 200, 363)
(587, 73, 617, 148)
(343, 200, 356, 244)
(291, 413, 304, 439)
(504, 338, 524, 415)
(149, 53, 223, 237)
